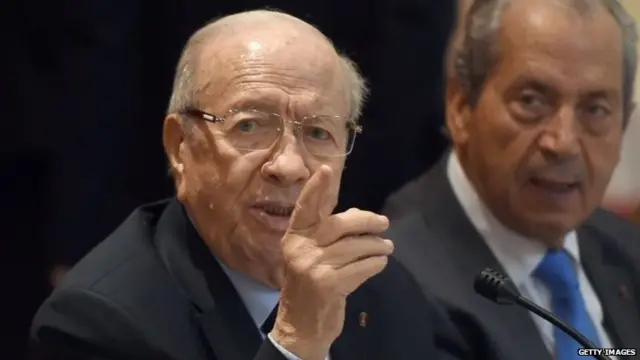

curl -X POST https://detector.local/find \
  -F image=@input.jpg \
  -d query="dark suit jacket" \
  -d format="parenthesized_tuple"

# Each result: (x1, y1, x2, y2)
(383, 155, 640, 360)
(31, 198, 472, 360)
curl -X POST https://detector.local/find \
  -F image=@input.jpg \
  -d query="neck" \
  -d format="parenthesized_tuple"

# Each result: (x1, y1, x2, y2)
(455, 150, 568, 248)
(184, 202, 283, 289)
(206, 237, 283, 290)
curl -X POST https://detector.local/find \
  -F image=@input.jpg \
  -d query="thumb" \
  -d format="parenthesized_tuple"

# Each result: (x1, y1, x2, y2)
(288, 165, 334, 232)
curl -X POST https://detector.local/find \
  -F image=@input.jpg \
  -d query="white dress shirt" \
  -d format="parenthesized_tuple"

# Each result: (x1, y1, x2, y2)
(446, 152, 615, 356)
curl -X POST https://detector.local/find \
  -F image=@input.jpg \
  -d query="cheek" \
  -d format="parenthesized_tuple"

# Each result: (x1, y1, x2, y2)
(200, 147, 271, 201)
(584, 138, 621, 193)
(226, 155, 265, 193)
(470, 108, 531, 176)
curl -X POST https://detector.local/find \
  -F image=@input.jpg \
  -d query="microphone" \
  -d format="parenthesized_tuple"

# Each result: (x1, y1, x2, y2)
(473, 268, 611, 360)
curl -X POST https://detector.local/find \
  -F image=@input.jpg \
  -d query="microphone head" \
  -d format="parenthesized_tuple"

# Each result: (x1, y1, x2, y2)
(474, 268, 519, 304)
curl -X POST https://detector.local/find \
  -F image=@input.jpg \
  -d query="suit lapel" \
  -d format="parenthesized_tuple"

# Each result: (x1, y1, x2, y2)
(155, 200, 263, 360)
(330, 290, 378, 360)
(578, 226, 640, 348)
(417, 156, 552, 360)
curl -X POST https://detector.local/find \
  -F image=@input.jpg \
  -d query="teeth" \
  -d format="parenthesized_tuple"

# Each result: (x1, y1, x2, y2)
(261, 205, 293, 216)
(532, 178, 576, 189)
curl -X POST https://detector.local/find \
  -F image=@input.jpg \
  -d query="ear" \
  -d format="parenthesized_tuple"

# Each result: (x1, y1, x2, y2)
(163, 114, 188, 199)
(445, 78, 473, 147)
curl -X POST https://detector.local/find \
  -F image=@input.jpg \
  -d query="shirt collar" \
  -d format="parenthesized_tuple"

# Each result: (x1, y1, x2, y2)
(446, 151, 581, 286)
(185, 211, 280, 328)
(218, 262, 280, 329)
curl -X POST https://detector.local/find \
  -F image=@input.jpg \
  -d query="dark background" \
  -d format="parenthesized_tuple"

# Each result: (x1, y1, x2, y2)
(2, 0, 456, 358)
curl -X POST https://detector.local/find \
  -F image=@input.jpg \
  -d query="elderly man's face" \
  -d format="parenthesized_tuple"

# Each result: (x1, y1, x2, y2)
(165, 30, 351, 286)
(448, 1, 627, 242)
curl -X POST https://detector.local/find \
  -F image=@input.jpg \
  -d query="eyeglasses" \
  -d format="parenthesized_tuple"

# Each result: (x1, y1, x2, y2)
(180, 108, 362, 157)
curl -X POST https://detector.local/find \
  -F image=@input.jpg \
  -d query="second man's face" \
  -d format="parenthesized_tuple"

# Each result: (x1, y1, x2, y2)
(449, 2, 626, 242)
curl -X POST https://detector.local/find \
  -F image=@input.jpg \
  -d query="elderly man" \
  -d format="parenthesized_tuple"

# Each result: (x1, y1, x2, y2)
(384, 0, 640, 360)
(30, 10, 469, 360)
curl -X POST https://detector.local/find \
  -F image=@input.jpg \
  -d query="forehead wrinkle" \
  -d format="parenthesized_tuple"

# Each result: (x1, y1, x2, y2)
(187, 12, 349, 116)
(496, 2, 623, 89)
(198, 43, 346, 115)
(501, 0, 622, 51)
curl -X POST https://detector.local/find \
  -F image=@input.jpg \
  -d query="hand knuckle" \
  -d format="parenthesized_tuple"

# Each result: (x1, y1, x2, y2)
(288, 249, 318, 273)
(333, 212, 348, 227)
(384, 240, 394, 253)
(282, 236, 301, 258)
(374, 256, 389, 271)
(310, 265, 334, 286)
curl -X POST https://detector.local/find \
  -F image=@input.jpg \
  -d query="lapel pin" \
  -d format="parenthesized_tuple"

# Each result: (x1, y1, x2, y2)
(358, 312, 368, 328)
(619, 285, 632, 301)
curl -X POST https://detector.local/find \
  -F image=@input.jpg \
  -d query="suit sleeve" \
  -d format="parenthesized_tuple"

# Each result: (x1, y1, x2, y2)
(380, 190, 410, 220)
(254, 339, 293, 360)
(30, 288, 165, 360)
(31, 288, 293, 360)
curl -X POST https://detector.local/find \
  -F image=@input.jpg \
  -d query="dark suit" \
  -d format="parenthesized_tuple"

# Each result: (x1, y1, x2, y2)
(31, 198, 471, 360)
(382, 155, 640, 360)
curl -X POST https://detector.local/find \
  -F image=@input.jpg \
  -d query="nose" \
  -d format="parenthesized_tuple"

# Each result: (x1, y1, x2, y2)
(538, 107, 581, 160)
(261, 133, 310, 186)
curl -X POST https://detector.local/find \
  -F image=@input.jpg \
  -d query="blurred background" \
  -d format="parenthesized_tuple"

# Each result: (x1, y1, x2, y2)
(1, 0, 638, 358)
(606, 0, 640, 214)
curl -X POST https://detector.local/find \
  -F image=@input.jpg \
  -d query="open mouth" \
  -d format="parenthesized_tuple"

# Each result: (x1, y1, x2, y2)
(529, 177, 579, 192)
(255, 204, 294, 217)
(250, 203, 295, 232)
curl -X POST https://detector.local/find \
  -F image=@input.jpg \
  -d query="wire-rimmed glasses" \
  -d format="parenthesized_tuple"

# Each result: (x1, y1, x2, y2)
(181, 108, 362, 157)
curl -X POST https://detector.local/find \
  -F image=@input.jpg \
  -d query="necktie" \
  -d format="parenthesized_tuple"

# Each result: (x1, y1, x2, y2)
(260, 304, 279, 335)
(533, 249, 601, 359)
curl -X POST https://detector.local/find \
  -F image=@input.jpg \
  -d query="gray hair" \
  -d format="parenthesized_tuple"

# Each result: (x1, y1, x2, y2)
(167, 14, 369, 124)
(455, 0, 638, 124)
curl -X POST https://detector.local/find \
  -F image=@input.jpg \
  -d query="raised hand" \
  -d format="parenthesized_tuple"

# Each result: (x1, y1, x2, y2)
(270, 165, 393, 360)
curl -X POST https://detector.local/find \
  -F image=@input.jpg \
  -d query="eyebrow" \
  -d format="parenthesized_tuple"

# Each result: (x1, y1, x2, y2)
(508, 75, 619, 100)
(508, 76, 556, 95)
(577, 89, 620, 102)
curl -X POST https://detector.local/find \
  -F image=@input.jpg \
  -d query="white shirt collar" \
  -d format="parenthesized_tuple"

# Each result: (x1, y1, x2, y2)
(446, 151, 581, 286)
(219, 263, 280, 329)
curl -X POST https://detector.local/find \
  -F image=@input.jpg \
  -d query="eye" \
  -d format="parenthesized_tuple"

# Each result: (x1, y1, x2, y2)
(518, 91, 545, 109)
(583, 103, 610, 117)
(305, 126, 331, 141)
(235, 119, 259, 132)
(510, 89, 550, 121)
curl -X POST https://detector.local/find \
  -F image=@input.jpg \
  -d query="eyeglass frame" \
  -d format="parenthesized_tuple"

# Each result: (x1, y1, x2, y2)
(179, 107, 363, 157)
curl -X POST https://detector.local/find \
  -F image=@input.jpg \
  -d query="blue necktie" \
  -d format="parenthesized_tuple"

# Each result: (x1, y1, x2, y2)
(533, 249, 601, 359)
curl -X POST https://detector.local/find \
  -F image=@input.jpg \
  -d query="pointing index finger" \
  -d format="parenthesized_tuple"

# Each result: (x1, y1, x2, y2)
(288, 165, 334, 232)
